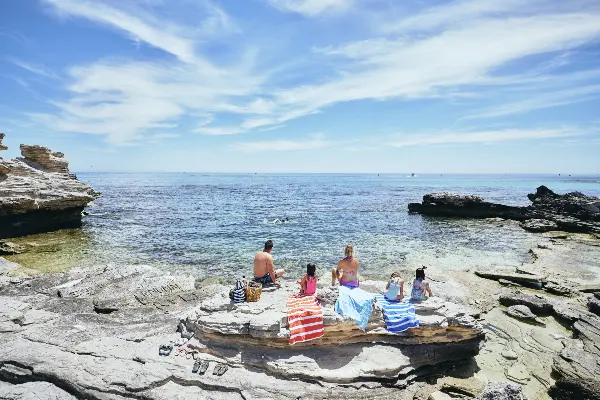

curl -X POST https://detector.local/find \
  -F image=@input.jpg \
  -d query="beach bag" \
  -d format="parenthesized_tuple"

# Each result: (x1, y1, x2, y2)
(246, 281, 262, 302)
(231, 278, 247, 303)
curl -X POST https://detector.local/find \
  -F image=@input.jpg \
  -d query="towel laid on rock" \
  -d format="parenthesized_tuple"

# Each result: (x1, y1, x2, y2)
(334, 286, 375, 330)
(374, 294, 420, 333)
(287, 295, 324, 345)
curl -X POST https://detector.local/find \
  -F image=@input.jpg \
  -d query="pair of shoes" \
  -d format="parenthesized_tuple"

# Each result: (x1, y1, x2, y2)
(192, 359, 210, 375)
(213, 363, 228, 376)
(159, 344, 173, 356)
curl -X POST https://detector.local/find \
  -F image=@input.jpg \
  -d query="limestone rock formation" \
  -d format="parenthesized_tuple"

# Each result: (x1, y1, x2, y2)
(0, 133, 7, 151)
(0, 135, 99, 239)
(499, 292, 554, 316)
(187, 282, 485, 386)
(0, 264, 486, 399)
(550, 313, 600, 400)
(504, 305, 545, 326)
(408, 186, 600, 234)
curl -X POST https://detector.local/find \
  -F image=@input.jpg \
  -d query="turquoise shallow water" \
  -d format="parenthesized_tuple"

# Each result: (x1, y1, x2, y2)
(41, 173, 596, 280)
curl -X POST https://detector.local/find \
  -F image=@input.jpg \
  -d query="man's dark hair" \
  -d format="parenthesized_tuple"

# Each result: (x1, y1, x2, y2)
(264, 240, 273, 250)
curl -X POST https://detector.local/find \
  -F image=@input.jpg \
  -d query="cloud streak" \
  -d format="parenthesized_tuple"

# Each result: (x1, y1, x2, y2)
(231, 134, 330, 152)
(267, 0, 352, 16)
(389, 127, 592, 148)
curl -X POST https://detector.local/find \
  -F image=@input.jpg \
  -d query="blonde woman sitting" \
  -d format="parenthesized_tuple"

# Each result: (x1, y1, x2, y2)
(332, 244, 360, 287)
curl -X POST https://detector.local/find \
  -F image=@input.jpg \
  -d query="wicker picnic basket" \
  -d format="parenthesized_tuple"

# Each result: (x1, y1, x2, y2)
(246, 281, 262, 302)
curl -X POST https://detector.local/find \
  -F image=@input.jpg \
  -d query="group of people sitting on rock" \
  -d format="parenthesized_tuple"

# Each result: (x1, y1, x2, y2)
(253, 240, 433, 301)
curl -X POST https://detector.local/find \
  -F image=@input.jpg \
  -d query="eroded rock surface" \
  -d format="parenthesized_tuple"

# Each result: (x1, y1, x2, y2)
(187, 281, 484, 386)
(0, 135, 99, 239)
(0, 264, 488, 399)
(408, 186, 600, 234)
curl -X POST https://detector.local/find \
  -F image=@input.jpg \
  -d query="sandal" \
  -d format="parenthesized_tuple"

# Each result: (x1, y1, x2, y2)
(186, 350, 198, 360)
(175, 347, 187, 357)
(212, 363, 228, 376)
(163, 344, 173, 356)
(158, 345, 167, 356)
(199, 360, 209, 375)
(192, 359, 202, 373)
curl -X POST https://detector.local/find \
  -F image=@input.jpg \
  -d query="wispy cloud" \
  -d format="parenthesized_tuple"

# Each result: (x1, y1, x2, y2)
(464, 85, 600, 119)
(27, 0, 600, 147)
(231, 134, 330, 152)
(267, 0, 352, 16)
(8, 58, 59, 79)
(389, 127, 592, 148)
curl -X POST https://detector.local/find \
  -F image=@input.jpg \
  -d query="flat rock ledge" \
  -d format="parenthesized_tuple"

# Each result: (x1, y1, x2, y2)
(408, 185, 600, 234)
(0, 262, 487, 399)
(187, 281, 485, 386)
(0, 134, 99, 239)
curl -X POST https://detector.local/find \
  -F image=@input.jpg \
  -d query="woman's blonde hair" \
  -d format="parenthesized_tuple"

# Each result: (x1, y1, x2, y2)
(344, 244, 354, 257)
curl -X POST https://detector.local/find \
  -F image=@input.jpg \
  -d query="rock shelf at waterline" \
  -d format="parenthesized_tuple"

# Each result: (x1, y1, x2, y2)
(408, 185, 600, 234)
(0, 133, 100, 239)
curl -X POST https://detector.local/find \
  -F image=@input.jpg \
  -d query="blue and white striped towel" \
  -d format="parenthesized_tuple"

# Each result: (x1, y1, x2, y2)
(374, 294, 419, 333)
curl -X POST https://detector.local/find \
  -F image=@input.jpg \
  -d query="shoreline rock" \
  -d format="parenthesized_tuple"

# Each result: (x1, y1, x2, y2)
(408, 186, 600, 234)
(0, 135, 100, 239)
(0, 264, 488, 399)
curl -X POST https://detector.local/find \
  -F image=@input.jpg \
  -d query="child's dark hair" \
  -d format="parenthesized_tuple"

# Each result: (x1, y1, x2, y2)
(307, 263, 316, 277)
(415, 266, 427, 280)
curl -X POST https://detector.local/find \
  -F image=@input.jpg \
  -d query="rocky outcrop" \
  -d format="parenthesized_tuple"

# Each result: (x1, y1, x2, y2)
(408, 186, 600, 234)
(0, 133, 7, 151)
(504, 305, 545, 326)
(550, 313, 600, 400)
(18, 145, 70, 174)
(0, 135, 99, 239)
(187, 282, 485, 386)
(0, 264, 487, 399)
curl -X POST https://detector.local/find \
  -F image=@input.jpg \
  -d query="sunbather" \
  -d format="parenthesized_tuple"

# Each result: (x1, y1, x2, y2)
(411, 266, 433, 301)
(384, 272, 404, 301)
(332, 244, 360, 287)
(298, 263, 318, 295)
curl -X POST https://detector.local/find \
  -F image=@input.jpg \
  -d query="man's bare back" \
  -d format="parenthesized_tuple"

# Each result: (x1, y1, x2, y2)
(253, 240, 284, 285)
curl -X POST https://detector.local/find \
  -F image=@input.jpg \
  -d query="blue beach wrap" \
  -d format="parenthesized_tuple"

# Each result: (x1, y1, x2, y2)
(334, 286, 375, 330)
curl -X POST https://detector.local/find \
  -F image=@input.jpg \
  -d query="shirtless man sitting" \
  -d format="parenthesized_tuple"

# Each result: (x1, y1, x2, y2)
(253, 240, 285, 285)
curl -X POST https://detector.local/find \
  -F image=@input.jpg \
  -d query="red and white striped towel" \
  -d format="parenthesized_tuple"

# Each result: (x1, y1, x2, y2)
(287, 294, 324, 345)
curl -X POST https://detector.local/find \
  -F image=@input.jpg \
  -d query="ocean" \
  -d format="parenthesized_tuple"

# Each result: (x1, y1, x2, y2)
(8, 173, 600, 279)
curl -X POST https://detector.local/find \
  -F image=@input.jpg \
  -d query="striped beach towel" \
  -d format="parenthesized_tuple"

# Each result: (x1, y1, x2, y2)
(287, 295, 324, 345)
(374, 294, 420, 333)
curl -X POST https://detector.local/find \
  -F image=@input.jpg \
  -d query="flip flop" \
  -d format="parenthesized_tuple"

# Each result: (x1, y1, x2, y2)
(199, 360, 209, 375)
(213, 363, 228, 376)
(186, 350, 197, 360)
(175, 347, 187, 357)
(158, 345, 167, 356)
(192, 359, 202, 373)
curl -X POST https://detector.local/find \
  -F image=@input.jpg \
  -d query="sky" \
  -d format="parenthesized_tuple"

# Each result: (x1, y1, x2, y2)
(1, 0, 600, 174)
